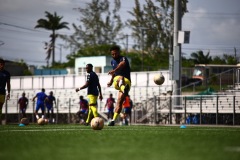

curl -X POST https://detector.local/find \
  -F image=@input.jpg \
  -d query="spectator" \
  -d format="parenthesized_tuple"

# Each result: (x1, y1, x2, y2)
(18, 92, 29, 118)
(105, 93, 115, 121)
(45, 91, 56, 123)
(76, 95, 89, 124)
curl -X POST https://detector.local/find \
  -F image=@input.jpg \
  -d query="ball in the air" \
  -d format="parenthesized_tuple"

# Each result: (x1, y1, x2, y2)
(154, 74, 165, 85)
(37, 118, 45, 125)
(91, 117, 104, 130)
(20, 118, 29, 125)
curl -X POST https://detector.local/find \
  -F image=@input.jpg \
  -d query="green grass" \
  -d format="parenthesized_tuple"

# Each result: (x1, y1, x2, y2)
(0, 124, 240, 160)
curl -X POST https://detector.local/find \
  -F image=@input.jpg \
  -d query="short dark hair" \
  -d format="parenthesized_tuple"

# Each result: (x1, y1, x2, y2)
(110, 45, 120, 52)
(41, 88, 45, 92)
(0, 59, 5, 64)
(86, 64, 93, 68)
(80, 96, 83, 99)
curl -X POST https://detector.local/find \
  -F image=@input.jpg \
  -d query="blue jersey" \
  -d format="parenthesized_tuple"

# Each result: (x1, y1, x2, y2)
(111, 56, 131, 81)
(86, 71, 100, 96)
(46, 95, 56, 108)
(0, 69, 10, 95)
(36, 92, 47, 105)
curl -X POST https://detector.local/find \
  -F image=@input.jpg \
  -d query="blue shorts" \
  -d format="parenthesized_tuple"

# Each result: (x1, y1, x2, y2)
(46, 105, 53, 111)
(108, 108, 114, 113)
(36, 103, 45, 112)
(123, 108, 131, 114)
(77, 109, 88, 114)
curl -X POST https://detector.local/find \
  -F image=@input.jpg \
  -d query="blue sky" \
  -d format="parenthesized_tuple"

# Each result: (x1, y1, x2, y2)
(0, 0, 240, 66)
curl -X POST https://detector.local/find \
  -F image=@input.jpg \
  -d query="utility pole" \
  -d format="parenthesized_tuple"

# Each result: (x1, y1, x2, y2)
(173, 0, 182, 106)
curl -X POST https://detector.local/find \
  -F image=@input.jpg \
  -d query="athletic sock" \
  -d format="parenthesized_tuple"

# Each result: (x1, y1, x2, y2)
(86, 108, 92, 123)
(112, 112, 119, 121)
(90, 106, 98, 118)
(36, 115, 39, 119)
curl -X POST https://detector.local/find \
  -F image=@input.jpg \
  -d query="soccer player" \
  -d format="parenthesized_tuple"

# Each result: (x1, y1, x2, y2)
(76, 64, 103, 126)
(104, 93, 115, 121)
(76, 95, 89, 123)
(0, 59, 11, 124)
(107, 45, 131, 126)
(32, 88, 47, 120)
(18, 92, 29, 118)
(122, 95, 132, 125)
(45, 91, 56, 123)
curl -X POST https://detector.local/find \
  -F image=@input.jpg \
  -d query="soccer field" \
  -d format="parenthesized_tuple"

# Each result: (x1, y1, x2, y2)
(0, 124, 240, 160)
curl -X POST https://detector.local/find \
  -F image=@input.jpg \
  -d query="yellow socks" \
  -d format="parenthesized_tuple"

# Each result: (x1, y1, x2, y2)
(112, 112, 119, 121)
(86, 106, 98, 123)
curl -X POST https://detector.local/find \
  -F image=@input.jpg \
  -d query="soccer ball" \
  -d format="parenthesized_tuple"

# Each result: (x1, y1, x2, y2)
(20, 118, 29, 125)
(154, 74, 165, 85)
(37, 118, 45, 125)
(90, 117, 104, 130)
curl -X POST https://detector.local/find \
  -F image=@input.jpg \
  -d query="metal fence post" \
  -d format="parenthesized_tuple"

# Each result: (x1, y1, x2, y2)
(216, 96, 219, 125)
(184, 96, 186, 124)
(233, 96, 235, 125)
(153, 96, 157, 124)
(200, 96, 202, 125)
(169, 96, 172, 124)
(56, 98, 59, 124)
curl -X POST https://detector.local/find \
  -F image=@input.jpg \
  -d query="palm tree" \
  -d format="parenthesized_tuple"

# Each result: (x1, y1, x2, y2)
(190, 50, 212, 64)
(35, 11, 69, 66)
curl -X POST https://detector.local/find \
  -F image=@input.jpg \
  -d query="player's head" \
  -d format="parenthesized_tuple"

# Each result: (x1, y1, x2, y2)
(86, 64, 93, 73)
(41, 88, 45, 92)
(50, 91, 53, 95)
(22, 92, 25, 97)
(110, 45, 121, 60)
(110, 93, 113, 97)
(79, 95, 83, 100)
(0, 59, 5, 70)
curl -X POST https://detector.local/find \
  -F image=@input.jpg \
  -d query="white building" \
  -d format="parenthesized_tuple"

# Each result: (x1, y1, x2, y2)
(75, 56, 113, 75)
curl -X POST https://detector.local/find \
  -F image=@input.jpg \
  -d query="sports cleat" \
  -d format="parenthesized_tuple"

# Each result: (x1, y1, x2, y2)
(108, 121, 115, 126)
(123, 84, 129, 96)
(83, 122, 89, 126)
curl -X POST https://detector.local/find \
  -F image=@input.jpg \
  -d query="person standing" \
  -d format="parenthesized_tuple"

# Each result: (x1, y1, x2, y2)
(18, 92, 29, 118)
(104, 93, 115, 121)
(122, 95, 132, 125)
(76, 95, 89, 123)
(32, 88, 47, 120)
(0, 59, 11, 124)
(107, 45, 131, 126)
(45, 91, 56, 123)
(76, 64, 103, 126)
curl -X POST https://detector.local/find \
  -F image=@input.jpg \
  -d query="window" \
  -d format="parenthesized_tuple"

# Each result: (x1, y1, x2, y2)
(94, 67, 102, 73)
(78, 67, 86, 75)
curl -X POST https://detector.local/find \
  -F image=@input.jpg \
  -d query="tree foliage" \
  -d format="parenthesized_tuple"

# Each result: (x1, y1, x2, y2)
(190, 50, 212, 64)
(127, 0, 188, 52)
(61, 0, 123, 53)
(35, 11, 69, 66)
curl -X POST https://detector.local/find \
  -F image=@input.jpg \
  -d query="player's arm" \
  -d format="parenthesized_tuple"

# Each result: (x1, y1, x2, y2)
(26, 99, 29, 108)
(6, 78, 11, 100)
(76, 81, 89, 92)
(108, 60, 126, 75)
(97, 83, 103, 101)
(32, 95, 37, 102)
(107, 74, 115, 87)
(54, 97, 57, 106)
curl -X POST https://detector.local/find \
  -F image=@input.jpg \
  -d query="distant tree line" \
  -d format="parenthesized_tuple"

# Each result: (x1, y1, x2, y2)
(33, 0, 238, 72)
